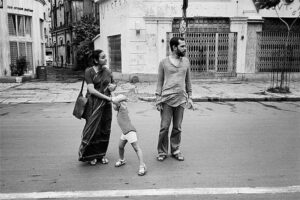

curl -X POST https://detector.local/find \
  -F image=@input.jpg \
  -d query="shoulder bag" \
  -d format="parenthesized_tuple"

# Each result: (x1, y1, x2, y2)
(72, 79, 88, 119)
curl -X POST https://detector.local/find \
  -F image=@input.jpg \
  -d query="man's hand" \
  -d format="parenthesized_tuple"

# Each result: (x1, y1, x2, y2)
(187, 98, 195, 110)
(155, 94, 163, 111)
(156, 104, 163, 111)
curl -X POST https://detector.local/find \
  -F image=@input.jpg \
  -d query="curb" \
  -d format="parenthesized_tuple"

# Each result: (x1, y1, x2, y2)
(138, 96, 300, 102)
(0, 75, 33, 83)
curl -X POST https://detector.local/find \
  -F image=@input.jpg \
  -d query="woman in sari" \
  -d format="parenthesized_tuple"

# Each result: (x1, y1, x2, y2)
(78, 49, 117, 165)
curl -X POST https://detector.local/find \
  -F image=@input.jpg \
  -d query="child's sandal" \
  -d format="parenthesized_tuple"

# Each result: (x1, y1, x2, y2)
(115, 159, 126, 167)
(138, 164, 147, 176)
(88, 159, 97, 166)
(101, 157, 109, 164)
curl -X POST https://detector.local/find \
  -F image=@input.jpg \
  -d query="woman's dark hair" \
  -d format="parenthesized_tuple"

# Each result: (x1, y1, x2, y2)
(91, 49, 103, 65)
(170, 37, 185, 51)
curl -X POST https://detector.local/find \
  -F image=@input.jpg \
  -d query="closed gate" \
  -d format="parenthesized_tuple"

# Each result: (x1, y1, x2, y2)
(167, 32, 237, 77)
(256, 32, 300, 72)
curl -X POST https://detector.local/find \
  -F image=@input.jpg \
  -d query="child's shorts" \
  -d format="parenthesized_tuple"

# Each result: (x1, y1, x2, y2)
(120, 131, 137, 144)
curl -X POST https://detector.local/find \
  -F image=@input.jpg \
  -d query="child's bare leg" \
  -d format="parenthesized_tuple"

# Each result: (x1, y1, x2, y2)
(118, 139, 127, 160)
(131, 142, 145, 166)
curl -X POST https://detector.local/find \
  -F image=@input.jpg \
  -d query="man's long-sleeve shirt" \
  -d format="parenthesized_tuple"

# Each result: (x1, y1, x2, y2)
(155, 56, 192, 107)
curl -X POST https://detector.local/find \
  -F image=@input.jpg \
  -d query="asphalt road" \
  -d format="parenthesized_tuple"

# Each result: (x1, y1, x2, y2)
(0, 101, 300, 199)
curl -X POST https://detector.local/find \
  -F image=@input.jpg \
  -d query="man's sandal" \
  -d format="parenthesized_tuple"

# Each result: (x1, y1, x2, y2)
(157, 155, 167, 161)
(172, 153, 184, 161)
(138, 164, 147, 176)
(115, 159, 126, 167)
(101, 157, 109, 164)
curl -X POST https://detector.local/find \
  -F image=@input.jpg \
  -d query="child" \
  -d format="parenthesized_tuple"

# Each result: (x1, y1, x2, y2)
(112, 95, 147, 176)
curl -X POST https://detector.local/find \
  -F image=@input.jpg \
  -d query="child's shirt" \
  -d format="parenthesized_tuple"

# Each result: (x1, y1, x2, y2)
(117, 104, 137, 134)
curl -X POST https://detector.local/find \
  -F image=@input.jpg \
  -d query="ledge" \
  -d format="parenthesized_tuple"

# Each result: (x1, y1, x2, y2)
(0, 75, 33, 83)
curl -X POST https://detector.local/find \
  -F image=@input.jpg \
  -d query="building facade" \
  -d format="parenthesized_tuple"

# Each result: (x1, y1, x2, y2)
(0, 0, 48, 77)
(50, 0, 99, 69)
(95, 0, 300, 79)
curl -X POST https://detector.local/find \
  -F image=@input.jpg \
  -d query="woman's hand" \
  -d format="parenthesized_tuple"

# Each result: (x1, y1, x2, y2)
(111, 94, 127, 104)
(107, 83, 117, 92)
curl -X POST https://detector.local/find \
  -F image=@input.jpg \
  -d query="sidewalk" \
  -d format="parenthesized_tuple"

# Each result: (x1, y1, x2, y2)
(1, 79, 300, 104)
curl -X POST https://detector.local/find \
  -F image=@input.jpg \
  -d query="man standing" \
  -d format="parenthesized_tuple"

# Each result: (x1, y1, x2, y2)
(155, 37, 193, 162)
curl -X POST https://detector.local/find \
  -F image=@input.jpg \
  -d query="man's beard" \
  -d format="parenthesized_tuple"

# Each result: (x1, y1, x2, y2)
(176, 50, 186, 57)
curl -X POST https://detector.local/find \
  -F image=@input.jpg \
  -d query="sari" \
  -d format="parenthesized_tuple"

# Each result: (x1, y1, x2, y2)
(78, 66, 114, 162)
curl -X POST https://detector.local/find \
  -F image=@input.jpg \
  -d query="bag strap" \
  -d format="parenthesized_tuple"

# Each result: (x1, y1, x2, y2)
(79, 79, 85, 96)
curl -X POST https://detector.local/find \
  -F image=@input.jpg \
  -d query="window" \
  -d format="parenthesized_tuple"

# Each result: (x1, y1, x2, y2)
(19, 42, 26, 57)
(9, 41, 33, 71)
(17, 15, 25, 36)
(41, 43, 45, 64)
(40, 19, 44, 39)
(9, 42, 18, 65)
(26, 42, 33, 71)
(25, 16, 32, 37)
(8, 14, 17, 35)
(8, 14, 32, 37)
(108, 35, 122, 72)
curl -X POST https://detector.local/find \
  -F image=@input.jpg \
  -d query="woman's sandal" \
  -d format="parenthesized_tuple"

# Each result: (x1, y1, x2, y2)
(115, 159, 126, 167)
(101, 157, 109, 164)
(88, 159, 97, 166)
(172, 153, 184, 161)
(156, 155, 167, 161)
(138, 164, 147, 176)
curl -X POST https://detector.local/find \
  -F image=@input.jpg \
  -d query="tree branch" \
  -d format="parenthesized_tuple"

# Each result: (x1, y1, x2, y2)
(274, 7, 290, 31)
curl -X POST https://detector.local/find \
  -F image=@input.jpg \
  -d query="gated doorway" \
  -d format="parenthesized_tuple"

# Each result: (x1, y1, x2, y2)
(256, 32, 300, 73)
(167, 32, 237, 78)
(108, 35, 122, 72)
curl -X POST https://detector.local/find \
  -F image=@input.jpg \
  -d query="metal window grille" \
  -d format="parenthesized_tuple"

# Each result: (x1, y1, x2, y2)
(167, 32, 237, 76)
(25, 16, 32, 37)
(40, 19, 43, 39)
(9, 41, 18, 65)
(8, 14, 17, 36)
(108, 35, 121, 72)
(172, 17, 230, 33)
(26, 42, 33, 71)
(17, 15, 25, 36)
(256, 32, 300, 72)
(41, 43, 45, 64)
(19, 42, 26, 58)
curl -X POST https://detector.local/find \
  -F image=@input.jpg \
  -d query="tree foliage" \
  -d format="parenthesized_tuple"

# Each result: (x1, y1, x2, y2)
(72, 16, 100, 70)
(72, 15, 100, 46)
(253, 0, 280, 10)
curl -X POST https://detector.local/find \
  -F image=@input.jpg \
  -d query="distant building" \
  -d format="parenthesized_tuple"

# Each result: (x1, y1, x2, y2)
(94, 0, 300, 79)
(0, 0, 48, 76)
(50, 0, 99, 69)
(45, 0, 53, 65)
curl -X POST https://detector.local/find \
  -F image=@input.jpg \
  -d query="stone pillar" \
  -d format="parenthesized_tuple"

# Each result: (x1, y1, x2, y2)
(230, 17, 248, 74)
(245, 19, 264, 73)
(0, 1, 10, 76)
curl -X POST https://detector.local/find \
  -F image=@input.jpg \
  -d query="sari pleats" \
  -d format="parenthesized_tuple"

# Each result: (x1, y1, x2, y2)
(78, 96, 112, 162)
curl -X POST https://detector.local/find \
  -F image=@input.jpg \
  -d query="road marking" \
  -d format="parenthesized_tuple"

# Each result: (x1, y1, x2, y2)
(1, 186, 300, 199)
